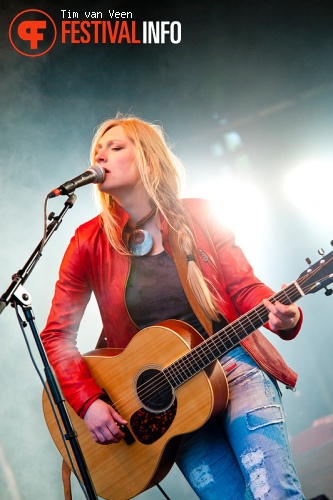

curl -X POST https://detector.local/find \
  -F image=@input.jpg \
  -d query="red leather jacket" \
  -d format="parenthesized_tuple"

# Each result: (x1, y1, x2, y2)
(41, 199, 302, 417)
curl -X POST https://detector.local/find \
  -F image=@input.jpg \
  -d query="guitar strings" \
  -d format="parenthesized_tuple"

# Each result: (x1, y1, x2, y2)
(112, 282, 321, 418)
(112, 259, 333, 416)
(110, 256, 333, 417)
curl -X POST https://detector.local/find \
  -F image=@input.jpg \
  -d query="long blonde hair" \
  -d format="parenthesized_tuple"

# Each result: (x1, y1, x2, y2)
(90, 113, 220, 321)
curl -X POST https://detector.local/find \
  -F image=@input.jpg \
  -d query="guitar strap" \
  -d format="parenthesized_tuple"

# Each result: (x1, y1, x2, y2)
(168, 225, 214, 336)
(62, 460, 72, 500)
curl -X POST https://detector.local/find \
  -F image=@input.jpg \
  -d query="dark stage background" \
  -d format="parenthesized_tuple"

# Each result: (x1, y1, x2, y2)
(0, 1, 332, 498)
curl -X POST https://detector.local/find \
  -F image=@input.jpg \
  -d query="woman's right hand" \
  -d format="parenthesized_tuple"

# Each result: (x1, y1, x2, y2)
(83, 398, 128, 445)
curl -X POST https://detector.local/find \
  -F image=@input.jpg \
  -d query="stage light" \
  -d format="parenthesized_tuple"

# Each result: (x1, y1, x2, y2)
(283, 158, 333, 228)
(186, 174, 267, 264)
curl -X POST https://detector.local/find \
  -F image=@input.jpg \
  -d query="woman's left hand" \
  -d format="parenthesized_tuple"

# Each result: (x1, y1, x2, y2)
(263, 284, 300, 331)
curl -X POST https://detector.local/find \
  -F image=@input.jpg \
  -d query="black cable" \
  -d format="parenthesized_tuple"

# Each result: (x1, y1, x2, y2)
(156, 482, 172, 499)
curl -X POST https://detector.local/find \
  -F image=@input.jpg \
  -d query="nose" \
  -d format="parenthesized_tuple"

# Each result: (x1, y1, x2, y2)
(95, 148, 107, 164)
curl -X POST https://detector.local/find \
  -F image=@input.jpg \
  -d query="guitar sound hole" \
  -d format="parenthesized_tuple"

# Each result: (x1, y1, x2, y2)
(136, 368, 174, 412)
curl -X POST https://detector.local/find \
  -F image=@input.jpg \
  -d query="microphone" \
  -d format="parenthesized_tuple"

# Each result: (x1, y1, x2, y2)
(47, 165, 105, 198)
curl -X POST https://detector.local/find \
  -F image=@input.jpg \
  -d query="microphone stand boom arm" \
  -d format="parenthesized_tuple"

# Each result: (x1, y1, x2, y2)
(0, 193, 98, 500)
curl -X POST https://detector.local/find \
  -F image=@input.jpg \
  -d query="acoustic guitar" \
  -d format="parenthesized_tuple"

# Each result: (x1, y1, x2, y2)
(42, 249, 333, 499)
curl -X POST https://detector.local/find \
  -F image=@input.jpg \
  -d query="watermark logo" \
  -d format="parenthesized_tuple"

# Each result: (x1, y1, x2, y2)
(9, 9, 57, 57)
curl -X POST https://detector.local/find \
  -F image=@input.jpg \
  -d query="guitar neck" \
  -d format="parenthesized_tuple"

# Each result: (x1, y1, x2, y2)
(164, 281, 304, 388)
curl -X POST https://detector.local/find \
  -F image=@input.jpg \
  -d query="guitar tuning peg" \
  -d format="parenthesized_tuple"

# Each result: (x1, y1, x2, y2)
(305, 257, 311, 265)
(325, 287, 333, 297)
(318, 248, 325, 256)
(331, 240, 333, 247)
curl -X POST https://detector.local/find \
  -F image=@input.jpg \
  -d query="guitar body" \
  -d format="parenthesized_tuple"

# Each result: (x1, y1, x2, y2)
(42, 320, 229, 500)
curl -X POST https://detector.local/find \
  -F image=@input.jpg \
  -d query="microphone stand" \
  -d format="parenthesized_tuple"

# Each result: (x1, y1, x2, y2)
(0, 193, 98, 500)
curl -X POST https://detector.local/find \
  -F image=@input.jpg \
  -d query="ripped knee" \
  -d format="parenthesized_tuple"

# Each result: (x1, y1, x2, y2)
(188, 463, 215, 491)
(241, 448, 269, 498)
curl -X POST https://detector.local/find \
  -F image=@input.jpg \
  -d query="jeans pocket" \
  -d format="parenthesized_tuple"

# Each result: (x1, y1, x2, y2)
(246, 404, 285, 431)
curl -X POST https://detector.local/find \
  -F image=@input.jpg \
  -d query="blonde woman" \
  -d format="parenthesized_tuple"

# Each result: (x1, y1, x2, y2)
(41, 115, 304, 499)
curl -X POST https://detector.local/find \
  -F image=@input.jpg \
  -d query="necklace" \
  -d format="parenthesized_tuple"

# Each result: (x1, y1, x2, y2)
(125, 208, 156, 256)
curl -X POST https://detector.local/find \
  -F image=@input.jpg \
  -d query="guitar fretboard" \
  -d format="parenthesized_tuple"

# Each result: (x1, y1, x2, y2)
(163, 281, 303, 388)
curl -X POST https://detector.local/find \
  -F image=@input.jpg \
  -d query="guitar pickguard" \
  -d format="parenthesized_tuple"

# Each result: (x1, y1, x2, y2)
(130, 400, 177, 444)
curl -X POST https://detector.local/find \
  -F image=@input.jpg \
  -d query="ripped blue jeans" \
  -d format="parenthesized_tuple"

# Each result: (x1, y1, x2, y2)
(176, 346, 305, 499)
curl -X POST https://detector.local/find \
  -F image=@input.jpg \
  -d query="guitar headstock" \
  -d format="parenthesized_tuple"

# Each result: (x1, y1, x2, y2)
(298, 245, 333, 296)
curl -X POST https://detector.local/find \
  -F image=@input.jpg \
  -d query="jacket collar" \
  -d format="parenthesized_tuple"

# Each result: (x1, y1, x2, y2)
(112, 201, 172, 252)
